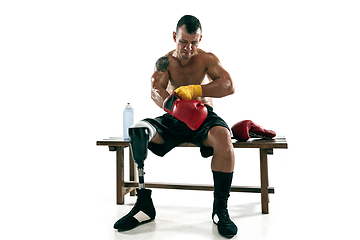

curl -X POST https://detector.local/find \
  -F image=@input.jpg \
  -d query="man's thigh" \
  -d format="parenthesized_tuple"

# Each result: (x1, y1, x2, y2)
(150, 131, 165, 144)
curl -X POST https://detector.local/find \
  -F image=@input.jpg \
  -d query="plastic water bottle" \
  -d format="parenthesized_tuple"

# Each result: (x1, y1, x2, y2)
(123, 103, 134, 140)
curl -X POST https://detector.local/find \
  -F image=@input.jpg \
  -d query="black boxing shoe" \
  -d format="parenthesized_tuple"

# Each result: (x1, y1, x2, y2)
(212, 191, 238, 238)
(113, 188, 156, 231)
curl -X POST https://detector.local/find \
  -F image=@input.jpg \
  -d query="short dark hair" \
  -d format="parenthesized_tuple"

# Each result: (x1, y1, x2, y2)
(176, 15, 202, 34)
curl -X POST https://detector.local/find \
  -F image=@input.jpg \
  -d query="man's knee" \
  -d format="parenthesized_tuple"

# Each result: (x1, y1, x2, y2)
(206, 126, 234, 158)
(206, 126, 232, 147)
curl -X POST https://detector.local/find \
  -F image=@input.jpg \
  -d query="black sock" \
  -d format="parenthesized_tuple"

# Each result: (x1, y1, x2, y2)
(212, 171, 233, 194)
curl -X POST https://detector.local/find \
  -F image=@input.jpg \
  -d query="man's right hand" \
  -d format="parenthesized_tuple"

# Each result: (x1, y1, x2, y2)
(163, 93, 208, 130)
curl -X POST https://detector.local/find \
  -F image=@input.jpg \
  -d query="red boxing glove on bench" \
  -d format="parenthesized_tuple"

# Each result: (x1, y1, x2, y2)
(163, 93, 208, 130)
(231, 120, 276, 141)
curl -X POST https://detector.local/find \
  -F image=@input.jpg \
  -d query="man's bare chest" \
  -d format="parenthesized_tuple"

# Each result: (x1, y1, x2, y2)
(168, 62, 207, 87)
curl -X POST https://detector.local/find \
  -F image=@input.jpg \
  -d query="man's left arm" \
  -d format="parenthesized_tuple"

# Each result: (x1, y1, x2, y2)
(174, 53, 235, 100)
(202, 53, 235, 98)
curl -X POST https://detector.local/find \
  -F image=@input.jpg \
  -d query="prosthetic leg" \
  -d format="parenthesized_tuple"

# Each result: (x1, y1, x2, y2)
(128, 121, 156, 189)
(113, 121, 157, 231)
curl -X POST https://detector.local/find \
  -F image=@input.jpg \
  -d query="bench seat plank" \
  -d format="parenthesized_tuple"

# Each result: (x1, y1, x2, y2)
(97, 136, 288, 149)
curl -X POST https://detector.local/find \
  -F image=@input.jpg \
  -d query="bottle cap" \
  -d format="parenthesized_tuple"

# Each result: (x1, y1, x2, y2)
(125, 103, 132, 109)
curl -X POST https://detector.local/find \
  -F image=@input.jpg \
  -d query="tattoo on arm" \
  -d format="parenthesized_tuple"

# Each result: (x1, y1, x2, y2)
(155, 56, 170, 72)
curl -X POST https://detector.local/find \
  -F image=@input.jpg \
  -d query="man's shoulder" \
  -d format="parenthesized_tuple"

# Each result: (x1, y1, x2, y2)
(155, 51, 174, 64)
(196, 50, 216, 59)
(155, 54, 171, 72)
(197, 50, 219, 65)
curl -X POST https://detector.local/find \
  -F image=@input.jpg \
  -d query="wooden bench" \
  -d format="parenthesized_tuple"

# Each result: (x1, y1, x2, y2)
(96, 136, 288, 214)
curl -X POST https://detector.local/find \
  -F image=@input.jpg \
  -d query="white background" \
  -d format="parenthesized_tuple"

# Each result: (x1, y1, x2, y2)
(1, 0, 359, 239)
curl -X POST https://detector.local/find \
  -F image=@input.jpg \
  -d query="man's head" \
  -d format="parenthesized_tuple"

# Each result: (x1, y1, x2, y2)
(173, 15, 202, 60)
(176, 15, 202, 34)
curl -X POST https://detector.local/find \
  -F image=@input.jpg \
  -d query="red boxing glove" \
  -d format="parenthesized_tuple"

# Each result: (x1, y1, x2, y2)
(163, 93, 208, 130)
(231, 120, 276, 141)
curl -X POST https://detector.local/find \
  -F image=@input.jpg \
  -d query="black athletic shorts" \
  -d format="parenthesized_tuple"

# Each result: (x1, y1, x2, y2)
(143, 105, 230, 158)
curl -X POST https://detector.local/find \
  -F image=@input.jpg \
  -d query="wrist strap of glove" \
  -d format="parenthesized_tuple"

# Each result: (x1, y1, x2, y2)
(163, 93, 180, 112)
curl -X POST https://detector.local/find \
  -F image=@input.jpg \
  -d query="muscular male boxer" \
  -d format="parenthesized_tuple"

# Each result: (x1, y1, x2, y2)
(114, 15, 237, 238)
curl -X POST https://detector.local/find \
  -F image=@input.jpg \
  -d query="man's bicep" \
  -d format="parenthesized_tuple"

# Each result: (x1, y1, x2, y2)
(151, 68, 170, 108)
(152, 56, 171, 92)
(151, 71, 169, 90)
(206, 53, 231, 81)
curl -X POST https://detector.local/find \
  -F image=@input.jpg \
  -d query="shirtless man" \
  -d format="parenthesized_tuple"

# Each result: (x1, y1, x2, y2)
(114, 15, 237, 238)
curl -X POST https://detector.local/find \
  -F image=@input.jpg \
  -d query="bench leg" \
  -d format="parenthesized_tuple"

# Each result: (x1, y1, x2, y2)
(260, 149, 269, 214)
(116, 147, 125, 205)
(129, 148, 137, 196)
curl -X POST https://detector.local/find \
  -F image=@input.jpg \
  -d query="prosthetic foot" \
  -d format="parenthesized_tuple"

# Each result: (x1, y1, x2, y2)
(113, 188, 156, 231)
